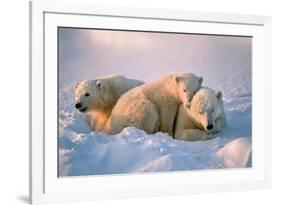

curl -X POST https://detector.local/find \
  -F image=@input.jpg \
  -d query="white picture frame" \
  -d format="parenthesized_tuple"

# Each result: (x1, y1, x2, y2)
(30, 1, 272, 204)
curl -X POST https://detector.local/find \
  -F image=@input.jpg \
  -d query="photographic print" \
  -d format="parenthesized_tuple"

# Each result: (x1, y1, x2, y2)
(58, 27, 252, 177)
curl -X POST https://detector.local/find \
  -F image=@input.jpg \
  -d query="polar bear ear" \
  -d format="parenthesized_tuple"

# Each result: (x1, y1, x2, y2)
(174, 76, 182, 83)
(74, 82, 79, 91)
(216, 91, 223, 100)
(96, 80, 102, 89)
(198, 76, 203, 84)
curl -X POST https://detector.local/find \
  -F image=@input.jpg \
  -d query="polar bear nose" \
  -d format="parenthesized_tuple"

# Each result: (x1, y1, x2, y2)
(206, 124, 214, 130)
(75, 103, 82, 109)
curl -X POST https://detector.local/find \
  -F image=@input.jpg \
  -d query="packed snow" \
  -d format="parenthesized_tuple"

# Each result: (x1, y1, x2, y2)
(58, 75, 252, 176)
(58, 29, 252, 176)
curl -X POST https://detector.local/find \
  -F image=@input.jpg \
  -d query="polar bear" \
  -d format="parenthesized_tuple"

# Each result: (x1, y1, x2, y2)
(174, 87, 227, 141)
(74, 74, 144, 131)
(105, 73, 203, 136)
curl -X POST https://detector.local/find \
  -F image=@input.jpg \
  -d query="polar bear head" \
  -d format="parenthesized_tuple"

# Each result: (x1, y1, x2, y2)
(174, 73, 203, 107)
(74, 79, 113, 113)
(187, 88, 225, 133)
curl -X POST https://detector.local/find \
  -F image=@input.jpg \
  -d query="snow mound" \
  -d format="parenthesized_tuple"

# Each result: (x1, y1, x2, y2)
(59, 126, 251, 176)
(59, 73, 252, 176)
(217, 138, 252, 168)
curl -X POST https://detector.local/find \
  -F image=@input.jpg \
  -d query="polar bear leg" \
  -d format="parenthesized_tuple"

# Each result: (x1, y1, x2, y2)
(141, 102, 160, 133)
(110, 100, 160, 134)
(175, 129, 210, 141)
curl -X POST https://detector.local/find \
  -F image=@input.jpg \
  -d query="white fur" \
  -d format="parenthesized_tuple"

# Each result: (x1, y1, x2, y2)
(174, 87, 227, 141)
(105, 73, 203, 136)
(74, 74, 143, 131)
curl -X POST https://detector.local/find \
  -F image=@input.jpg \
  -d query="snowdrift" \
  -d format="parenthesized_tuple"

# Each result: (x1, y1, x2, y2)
(59, 76, 252, 176)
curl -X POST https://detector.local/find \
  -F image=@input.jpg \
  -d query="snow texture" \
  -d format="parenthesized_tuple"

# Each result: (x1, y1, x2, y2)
(58, 29, 252, 176)
(59, 75, 252, 176)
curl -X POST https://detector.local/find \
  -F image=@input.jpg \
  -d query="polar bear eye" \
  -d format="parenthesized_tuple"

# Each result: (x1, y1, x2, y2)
(183, 89, 187, 93)
(85, 93, 90, 97)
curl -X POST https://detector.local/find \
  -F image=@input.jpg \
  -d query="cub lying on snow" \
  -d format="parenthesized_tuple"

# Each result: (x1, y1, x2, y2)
(74, 74, 143, 132)
(105, 73, 203, 136)
(174, 87, 227, 141)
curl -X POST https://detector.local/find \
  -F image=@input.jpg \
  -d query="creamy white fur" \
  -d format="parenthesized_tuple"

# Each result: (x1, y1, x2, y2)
(174, 87, 227, 141)
(105, 73, 203, 136)
(74, 74, 143, 131)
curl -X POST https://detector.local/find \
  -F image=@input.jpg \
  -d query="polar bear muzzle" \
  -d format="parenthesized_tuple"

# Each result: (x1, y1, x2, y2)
(75, 102, 82, 109)
(75, 102, 88, 112)
(206, 124, 214, 130)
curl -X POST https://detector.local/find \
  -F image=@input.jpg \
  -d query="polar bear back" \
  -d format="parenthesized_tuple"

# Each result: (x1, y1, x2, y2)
(103, 74, 144, 97)
(106, 73, 203, 136)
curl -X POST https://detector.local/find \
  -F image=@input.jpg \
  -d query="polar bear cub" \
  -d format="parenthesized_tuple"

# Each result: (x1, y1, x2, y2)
(74, 74, 144, 131)
(174, 87, 227, 141)
(105, 73, 203, 136)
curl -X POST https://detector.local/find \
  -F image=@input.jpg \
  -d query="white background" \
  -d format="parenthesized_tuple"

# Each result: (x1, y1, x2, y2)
(0, 0, 278, 204)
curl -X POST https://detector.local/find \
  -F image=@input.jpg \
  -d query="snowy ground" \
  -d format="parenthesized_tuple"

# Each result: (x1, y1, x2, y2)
(58, 75, 252, 176)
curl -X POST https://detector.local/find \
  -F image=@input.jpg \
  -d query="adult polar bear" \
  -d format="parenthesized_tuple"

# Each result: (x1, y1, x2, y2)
(105, 73, 203, 136)
(74, 75, 143, 131)
(174, 87, 227, 141)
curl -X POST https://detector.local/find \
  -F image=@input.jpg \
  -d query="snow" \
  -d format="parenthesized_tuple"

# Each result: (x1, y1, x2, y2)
(217, 138, 252, 168)
(59, 75, 252, 176)
(58, 29, 252, 176)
